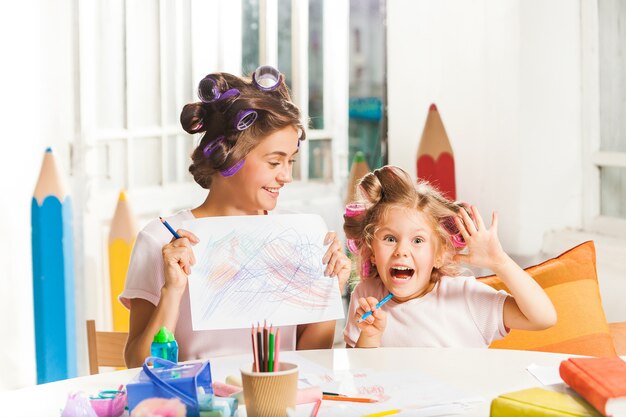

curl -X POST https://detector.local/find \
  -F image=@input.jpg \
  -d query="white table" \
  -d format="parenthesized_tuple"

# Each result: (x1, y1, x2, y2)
(0, 347, 581, 417)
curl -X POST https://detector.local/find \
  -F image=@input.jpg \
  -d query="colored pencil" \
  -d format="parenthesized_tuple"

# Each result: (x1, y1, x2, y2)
(263, 320, 269, 372)
(357, 293, 394, 323)
(361, 410, 400, 417)
(322, 395, 378, 403)
(31, 147, 77, 383)
(416, 103, 456, 200)
(251, 324, 259, 372)
(256, 324, 264, 372)
(108, 190, 138, 332)
(274, 327, 281, 371)
(159, 216, 181, 239)
(310, 399, 322, 417)
(268, 330, 275, 372)
(345, 151, 371, 204)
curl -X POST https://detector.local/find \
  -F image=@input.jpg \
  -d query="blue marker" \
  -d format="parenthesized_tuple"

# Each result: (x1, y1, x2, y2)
(357, 293, 394, 323)
(159, 216, 181, 239)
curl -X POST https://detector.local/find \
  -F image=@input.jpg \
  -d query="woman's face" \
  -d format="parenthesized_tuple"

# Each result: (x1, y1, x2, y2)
(226, 126, 300, 213)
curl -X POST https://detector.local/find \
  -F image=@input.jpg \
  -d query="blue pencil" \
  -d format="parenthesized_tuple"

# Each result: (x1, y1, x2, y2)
(159, 217, 181, 239)
(31, 147, 77, 383)
(357, 293, 394, 323)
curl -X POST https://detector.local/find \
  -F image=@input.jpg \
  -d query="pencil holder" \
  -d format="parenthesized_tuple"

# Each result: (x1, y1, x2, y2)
(240, 362, 298, 417)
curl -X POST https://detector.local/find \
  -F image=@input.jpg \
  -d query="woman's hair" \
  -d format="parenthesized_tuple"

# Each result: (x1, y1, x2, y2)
(343, 165, 468, 284)
(181, 71, 306, 188)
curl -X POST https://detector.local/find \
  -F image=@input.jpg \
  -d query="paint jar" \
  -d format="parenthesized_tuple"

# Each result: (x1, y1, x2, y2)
(151, 327, 178, 367)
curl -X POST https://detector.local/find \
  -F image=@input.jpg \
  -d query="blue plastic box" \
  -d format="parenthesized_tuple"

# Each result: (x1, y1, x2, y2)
(127, 358, 213, 417)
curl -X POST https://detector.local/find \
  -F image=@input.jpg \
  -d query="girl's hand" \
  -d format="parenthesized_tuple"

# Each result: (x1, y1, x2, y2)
(453, 206, 509, 271)
(162, 229, 199, 294)
(322, 231, 351, 293)
(355, 297, 387, 347)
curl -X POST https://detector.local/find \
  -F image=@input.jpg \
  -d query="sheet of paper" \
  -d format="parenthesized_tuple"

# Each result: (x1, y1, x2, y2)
(184, 214, 344, 330)
(304, 368, 481, 417)
(526, 363, 564, 385)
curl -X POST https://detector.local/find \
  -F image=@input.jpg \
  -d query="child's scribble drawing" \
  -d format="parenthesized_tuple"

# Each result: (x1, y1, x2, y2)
(184, 214, 345, 330)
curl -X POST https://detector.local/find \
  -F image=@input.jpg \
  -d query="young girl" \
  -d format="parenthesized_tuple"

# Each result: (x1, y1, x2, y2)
(343, 165, 556, 348)
(121, 66, 350, 367)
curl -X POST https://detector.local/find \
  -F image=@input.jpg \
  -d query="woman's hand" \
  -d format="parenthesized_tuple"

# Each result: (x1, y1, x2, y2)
(322, 231, 351, 293)
(355, 296, 387, 348)
(161, 229, 199, 295)
(453, 206, 509, 271)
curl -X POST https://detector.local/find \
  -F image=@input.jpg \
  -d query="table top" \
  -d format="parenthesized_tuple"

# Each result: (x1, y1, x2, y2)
(0, 347, 586, 417)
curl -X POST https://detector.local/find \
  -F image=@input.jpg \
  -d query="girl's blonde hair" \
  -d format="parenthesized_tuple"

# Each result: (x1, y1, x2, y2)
(343, 165, 468, 284)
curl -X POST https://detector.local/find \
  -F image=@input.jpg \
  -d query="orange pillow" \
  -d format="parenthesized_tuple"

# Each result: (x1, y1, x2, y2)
(478, 241, 617, 357)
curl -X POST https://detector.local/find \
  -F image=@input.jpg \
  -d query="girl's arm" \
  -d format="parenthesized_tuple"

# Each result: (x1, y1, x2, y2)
(492, 256, 557, 330)
(454, 207, 557, 331)
(124, 229, 198, 368)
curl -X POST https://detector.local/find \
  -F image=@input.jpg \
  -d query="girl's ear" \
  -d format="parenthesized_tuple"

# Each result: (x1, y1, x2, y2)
(370, 255, 376, 265)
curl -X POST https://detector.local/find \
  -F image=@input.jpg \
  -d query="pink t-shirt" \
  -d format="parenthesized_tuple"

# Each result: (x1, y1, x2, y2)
(119, 209, 297, 361)
(344, 275, 509, 348)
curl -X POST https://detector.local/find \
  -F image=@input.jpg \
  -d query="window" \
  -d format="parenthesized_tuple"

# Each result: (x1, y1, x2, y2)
(583, 0, 626, 235)
(348, 0, 386, 171)
(241, 0, 348, 184)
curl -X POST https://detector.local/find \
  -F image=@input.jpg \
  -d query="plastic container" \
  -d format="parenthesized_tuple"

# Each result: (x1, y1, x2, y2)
(151, 327, 178, 366)
(126, 357, 213, 417)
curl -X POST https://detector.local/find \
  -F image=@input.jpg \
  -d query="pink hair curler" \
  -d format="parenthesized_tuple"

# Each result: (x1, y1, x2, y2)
(344, 203, 366, 218)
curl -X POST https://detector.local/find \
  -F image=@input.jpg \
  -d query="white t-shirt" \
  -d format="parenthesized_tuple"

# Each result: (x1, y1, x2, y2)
(119, 209, 297, 360)
(344, 275, 509, 348)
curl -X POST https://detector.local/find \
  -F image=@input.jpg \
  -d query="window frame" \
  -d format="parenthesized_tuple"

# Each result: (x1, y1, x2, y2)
(581, 0, 626, 236)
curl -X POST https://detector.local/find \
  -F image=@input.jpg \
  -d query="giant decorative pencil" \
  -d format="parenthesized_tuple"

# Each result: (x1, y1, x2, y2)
(345, 151, 371, 204)
(416, 103, 456, 200)
(31, 147, 77, 383)
(108, 190, 138, 332)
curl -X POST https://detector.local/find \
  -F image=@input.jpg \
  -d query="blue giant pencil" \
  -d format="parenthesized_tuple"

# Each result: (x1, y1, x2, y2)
(31, 147, 77, 383)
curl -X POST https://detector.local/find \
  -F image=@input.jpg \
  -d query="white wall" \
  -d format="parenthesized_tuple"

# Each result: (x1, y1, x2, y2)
(0, 0, 76, 389)
(387, 0, 582, 256)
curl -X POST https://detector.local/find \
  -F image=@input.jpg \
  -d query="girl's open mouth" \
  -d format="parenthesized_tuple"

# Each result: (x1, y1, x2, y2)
(390, 266, 414, 280)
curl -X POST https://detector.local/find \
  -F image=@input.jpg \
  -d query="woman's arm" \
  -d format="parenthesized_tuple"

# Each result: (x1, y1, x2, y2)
(124, 229, 198, 368)
(124, 288, 184, 368)
(296, 321, 336, 350)
(293, 231, 352, 350)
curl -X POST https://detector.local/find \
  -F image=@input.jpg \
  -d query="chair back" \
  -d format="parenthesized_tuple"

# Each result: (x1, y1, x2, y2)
(86, 319, 128, 374)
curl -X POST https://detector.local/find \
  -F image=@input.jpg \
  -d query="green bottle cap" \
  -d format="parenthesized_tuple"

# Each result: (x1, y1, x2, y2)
(153, 326, 175, 343)
(353, 151, 365, 163)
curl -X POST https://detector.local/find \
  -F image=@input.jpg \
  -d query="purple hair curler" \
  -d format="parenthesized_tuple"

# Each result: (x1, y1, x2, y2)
(234, 109, 258, 131)
(252, 65, 282, 91)
(203, 136, 225, 158)
(220, 159, 245, 177)
(198, 76, 240, 103)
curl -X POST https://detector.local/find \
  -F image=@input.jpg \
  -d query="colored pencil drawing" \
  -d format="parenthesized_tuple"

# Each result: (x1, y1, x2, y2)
(185, 214, 345, 330)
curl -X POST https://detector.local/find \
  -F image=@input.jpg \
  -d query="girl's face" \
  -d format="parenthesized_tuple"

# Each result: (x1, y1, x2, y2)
(370, 206, 441, 302)
(227, 126, 299, 213)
